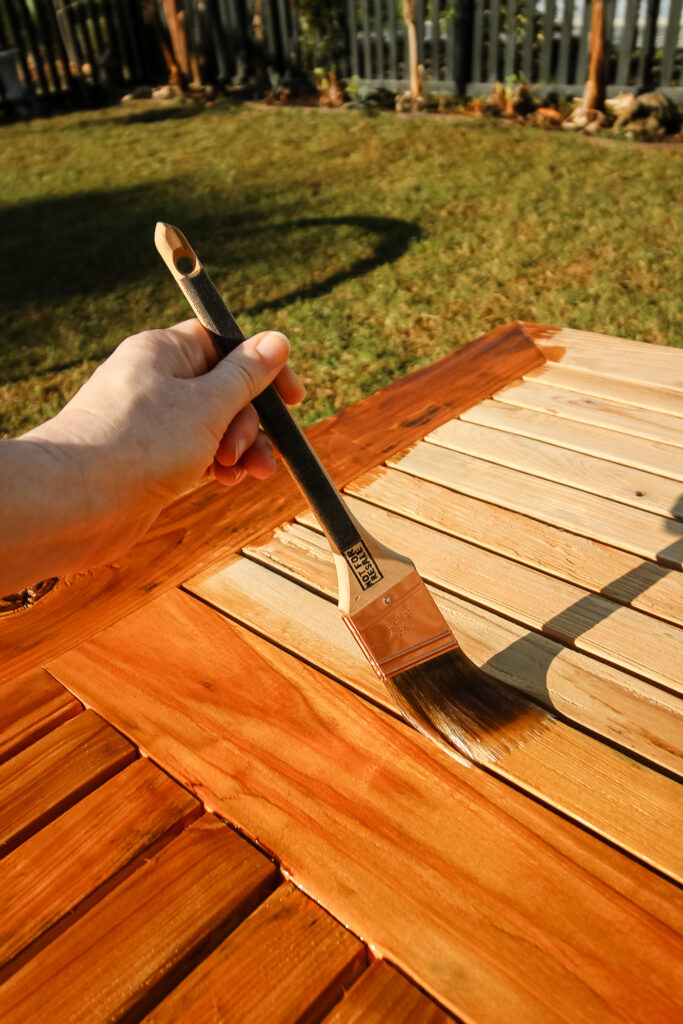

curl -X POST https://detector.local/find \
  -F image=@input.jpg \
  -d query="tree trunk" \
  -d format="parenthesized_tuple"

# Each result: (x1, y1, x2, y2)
(582, 0, 605, 111)
(403, 0, 419, 104)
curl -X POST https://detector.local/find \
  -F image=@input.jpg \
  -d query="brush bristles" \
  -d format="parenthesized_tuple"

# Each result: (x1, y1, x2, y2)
(385, 647, 548, 764)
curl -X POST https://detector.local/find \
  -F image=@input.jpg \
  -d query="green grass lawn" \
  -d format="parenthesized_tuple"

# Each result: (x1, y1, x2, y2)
(1, 100, 682, 437)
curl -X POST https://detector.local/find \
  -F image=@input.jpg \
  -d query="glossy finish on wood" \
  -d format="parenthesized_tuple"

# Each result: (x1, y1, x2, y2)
(145, 883, 366, 1024)
(47, 590, 683, 1022)
(322, 961, 454, 1023)
(0, 668, 80, 763)
(0, 757, 199, 970)
(0, 710, 135, 856)
(0, 815, 279, 1022)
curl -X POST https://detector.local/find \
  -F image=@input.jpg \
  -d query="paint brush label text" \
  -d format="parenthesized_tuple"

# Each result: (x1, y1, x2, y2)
(344, 542, 384, 591)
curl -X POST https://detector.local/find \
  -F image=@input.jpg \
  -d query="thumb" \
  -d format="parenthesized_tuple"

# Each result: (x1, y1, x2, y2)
(199, 330, 290, 419)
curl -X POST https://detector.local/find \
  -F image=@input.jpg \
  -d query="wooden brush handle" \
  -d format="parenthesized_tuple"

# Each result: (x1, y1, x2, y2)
(155, 224, 363, 558)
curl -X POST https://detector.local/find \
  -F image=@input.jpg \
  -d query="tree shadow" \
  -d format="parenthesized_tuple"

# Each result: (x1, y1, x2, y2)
(482, 494, 683, 735)
(0, 184, 420, 380)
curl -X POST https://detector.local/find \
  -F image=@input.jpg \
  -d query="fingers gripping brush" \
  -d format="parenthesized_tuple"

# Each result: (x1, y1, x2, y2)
(155, 223, 545, 765)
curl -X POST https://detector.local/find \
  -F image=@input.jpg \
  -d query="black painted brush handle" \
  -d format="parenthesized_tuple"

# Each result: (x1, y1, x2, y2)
(176, 266, 363, 557)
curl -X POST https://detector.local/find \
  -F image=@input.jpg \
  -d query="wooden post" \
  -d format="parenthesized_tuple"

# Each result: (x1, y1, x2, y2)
(582, 0, 605, 111)
(403, 0, 419, 102)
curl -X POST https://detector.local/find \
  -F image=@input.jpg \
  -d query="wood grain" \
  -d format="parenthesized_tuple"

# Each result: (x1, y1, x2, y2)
(389, 441, 683, 568)
(0, 322, 544, 683)
(145, 883, 366, 1024)
(0, 710, 135, 857)
(526, 361, 683, 418)
(311, 489, 683, 697)
(462, 399, 683, 481)
(0, 757, 199, 970)
(497, 378, 683, 448)
(322, 961, 454, 1023)
(0, 668, 81, 764)
(45, 590, 683, 1023)
(0, 815, 279, 1023)
(193, 550, 683, 875)
(428, 417, 683, 520)
(523, 322, 683, 392)
(244, 518, 683, 772)
(347, 466, 683, 628)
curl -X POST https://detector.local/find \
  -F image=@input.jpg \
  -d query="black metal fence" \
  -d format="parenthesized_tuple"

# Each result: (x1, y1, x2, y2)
(1, 0, 681, 114)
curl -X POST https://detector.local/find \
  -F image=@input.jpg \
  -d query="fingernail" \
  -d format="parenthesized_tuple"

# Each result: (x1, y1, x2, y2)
(256, 331, 289, 365)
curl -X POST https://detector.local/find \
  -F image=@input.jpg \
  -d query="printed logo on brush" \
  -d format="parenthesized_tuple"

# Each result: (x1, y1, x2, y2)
(344, 542, 384, 590)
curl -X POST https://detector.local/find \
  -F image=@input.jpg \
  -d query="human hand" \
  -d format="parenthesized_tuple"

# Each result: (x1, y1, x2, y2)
(2, 319, 304, 590)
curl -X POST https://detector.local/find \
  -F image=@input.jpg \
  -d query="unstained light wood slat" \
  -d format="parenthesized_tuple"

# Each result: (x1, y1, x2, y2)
(0, 668, 81, 764)
(0, 710, 135, 857)
(526, 361, 683, 418)
(0, 816, 279, 1023)
(389, 442, 683, 568)
(45, 590, 683, 1023)
(497, 378, 683, 449)
(427, 418, 683, 520)
(145, 883, 366, 1024)
(347, 466, 683, 628)
(0, 757, 199, 970)
(462, 399, 683, 481)
(323, 960, 454, 1022)
(523, 322, 683, 393)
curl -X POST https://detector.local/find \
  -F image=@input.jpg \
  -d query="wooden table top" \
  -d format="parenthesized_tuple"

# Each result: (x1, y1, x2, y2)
(1, 321, 682, 1023)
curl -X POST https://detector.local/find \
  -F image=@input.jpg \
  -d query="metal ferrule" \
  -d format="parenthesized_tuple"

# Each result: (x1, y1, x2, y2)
(342, 570, 458, 680)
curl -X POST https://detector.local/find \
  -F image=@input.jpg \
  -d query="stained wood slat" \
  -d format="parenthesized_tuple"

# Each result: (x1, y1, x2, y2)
(323, 961, 453, 1022)
(347, 466, 683, 628)
(331, 489, 683, 695)
(0, 322, 544, 684)
(521, 322, 683, 392)
(0, 668, 81, 764)
(428, 418, 683, 520)
(46, 591, 683, 1022)
(0, 816, 279, 1023)
(145, 883, 366, 1024)
(526, 362, 683, 418)
(389, 442, 683, 568)
(0, 710, 135, 857)
(462, 399, 683, 481)
(0, 757, 199, 970)
(497, 378, 683, 448)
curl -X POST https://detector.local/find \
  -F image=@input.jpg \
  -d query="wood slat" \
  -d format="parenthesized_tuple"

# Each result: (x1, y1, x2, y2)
(526, 362, 683, 419)
(0, 710, 135, 857)
(0, 668, 81, 764)
(0, 322, 545, 683)
(521, 322, 683, 392)
(46, 590, 683, 1023)
(389, 442, 683, 568)
(0, 757, 199, 971)
(0, 815, 278, 1023)
(331, 488, 683, 696)
(497, 378, 683, 449)
(348, 466, 683, 628)
(145, 883, 366, 1024)
(462, 399, 683, 481)
(428, 418, 683, 520)
(323, 961, 454, 1022)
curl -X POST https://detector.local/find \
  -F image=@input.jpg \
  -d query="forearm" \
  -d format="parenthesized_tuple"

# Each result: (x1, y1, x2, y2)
(0, 426, 117, 594)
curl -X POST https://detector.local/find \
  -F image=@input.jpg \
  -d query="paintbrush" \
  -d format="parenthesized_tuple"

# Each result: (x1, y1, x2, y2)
(155, 222, 545, 764)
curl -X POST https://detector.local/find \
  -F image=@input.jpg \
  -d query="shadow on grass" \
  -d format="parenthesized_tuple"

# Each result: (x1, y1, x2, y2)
(0, 183, 420, 379)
